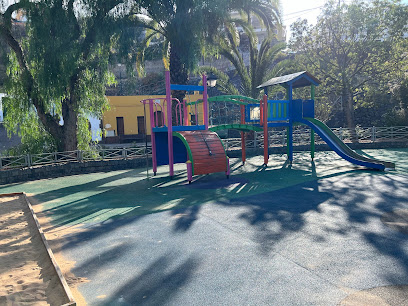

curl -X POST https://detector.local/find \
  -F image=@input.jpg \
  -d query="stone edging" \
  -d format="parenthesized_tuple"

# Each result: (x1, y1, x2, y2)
(0, 158, 150, 185)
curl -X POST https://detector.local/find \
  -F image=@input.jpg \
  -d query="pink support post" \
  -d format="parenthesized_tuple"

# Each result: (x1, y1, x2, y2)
(149, 100, 157, 175)
(165, 70, 174, 177)
(203, 74, 209, 129)
(226, 157, 230, 179)
(183, 99, 188, 126)
(186, 160, 193, 183)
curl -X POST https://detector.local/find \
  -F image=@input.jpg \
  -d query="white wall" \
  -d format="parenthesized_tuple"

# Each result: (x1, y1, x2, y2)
(88, 116, 102, 141)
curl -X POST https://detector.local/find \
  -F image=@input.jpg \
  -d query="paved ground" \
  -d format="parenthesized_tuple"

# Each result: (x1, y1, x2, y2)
(1, 148, 408, 305)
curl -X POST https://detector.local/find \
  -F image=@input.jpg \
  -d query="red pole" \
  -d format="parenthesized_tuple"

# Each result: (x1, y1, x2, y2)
(240, 105, 246, 164)
(263, 94, 268, 165)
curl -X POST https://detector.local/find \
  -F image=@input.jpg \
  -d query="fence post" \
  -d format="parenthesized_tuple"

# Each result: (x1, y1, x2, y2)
(122, 148, 127, 160)
(0, 157, 2, 170)
(372, 126, 376, 143)
(77, 150, 82, 162)
(54, 152, 57, 162)
(27, 154, 31, 167)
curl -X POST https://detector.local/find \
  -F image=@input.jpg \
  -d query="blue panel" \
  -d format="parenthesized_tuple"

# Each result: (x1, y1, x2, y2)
(302, 100, 315, 118)
(152, 126, 168, 133)
(153, 125, 206, 133)
(267, 122, 290, 127)
(245, 104, 261, 123)
(267, 100, 290, 121)
(172, 125, 206, 131)
(245, 105, 251, 122)
(173, 136, 187, 164)
(155, 133, 169, 166)
(155, 133, 187, 166)
(170, 84, 204, 91)
(291, 99, 303, 121)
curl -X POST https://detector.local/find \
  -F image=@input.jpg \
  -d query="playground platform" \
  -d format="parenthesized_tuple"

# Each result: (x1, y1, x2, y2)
(1, 149, 408, 305)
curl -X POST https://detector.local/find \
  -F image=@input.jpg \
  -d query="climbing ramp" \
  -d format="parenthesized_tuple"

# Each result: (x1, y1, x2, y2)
(173, 131, 228, 176)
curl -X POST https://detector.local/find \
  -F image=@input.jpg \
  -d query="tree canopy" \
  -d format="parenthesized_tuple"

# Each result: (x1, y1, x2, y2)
(0, 0, 133, 152)
(290, 0, 408, 130)
(133, 0, 282, 104)
(199, 17, 288, 99)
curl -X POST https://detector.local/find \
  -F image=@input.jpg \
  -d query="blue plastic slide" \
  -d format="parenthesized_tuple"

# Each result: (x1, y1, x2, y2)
(300, 118, 395, 171)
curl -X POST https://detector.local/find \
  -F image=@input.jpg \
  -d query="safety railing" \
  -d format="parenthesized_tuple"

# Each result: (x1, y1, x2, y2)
(1, 126, 407, 170)
(0, 147, 151, 170)
(221, 125, 408, 151)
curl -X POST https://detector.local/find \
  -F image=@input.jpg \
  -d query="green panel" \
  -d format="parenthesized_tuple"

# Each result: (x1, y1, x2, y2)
(283, 103, 287, 118)
(208, 95, 259, 103)
(209, 124, 263, 132)
(186, 99, 203, 105)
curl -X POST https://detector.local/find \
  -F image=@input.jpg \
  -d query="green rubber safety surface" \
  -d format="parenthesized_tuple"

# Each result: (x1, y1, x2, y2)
(0, 148, 406, 228)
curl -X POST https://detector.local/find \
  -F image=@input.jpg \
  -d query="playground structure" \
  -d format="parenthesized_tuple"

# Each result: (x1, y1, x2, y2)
(255, 71, 395, 170)
(141, 71, 395, 183)
(141, 71, 231, 183)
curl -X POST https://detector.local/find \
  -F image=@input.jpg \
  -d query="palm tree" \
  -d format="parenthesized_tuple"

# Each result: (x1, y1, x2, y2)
(199, 19, 288, 99)
(133, 0, 283, 103)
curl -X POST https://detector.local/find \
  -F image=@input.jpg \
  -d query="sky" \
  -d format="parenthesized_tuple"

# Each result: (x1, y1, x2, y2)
(281, 0, 408, 40)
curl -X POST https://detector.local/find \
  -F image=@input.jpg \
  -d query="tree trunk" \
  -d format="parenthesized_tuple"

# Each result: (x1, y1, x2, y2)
(60, 100, 78, 152)
(343, 87, 358, 142)
(170, 47, 188, 125)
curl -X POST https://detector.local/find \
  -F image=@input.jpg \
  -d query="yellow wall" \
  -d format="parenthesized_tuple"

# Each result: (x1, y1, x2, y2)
(104, 94, 204, 136)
